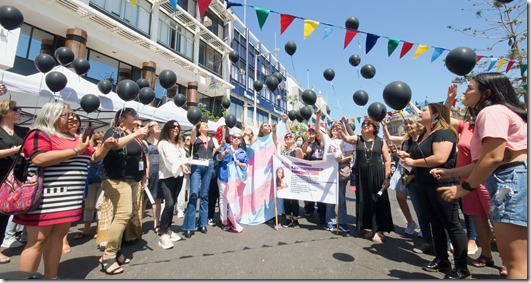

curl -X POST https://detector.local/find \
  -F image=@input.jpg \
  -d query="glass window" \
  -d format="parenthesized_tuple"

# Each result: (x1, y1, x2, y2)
(16, 24, 31, 58)
(158, 19, 170, 46)
(198, 41, 222, 76)
(90, 0, 150, 35)
(28, 29, 55, 61)
(87, 50, 119, 84)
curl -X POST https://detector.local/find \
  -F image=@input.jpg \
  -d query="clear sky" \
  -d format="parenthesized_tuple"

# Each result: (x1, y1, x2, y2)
(229, 0, 527, 126)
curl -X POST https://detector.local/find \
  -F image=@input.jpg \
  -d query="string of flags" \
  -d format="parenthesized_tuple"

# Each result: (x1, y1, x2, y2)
(225, 1, 527, 75)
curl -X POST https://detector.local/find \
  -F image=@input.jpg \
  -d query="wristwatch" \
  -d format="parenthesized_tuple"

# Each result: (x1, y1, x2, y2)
(461, 181, 477, 192)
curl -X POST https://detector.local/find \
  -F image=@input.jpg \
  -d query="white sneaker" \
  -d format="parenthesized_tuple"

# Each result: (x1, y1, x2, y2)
(207, 219, 215, 226)
(177, 210, 184, 218)
(1, 237, 23, 248)
(167, 230, 182, 242)
(158, 234, 174, 250)
(405, 222, 418, 235)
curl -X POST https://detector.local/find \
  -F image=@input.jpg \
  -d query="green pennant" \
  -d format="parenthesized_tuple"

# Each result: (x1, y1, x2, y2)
(255, 7, 270, 30)
(520, 63, 527, 76)
(523, 84, 527, 92)
(387, 38, 400, 57)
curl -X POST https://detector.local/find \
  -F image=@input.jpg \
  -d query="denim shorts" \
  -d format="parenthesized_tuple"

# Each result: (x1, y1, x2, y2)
(484, 161, 527, 227)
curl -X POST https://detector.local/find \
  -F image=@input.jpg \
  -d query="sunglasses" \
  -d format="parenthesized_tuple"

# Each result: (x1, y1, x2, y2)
(285, 134, 294, 138)
(9, 106, 20, 112)
(173, 124, 180, 129)
(362, 123, 371, 127)
(232, 136, 242, 139)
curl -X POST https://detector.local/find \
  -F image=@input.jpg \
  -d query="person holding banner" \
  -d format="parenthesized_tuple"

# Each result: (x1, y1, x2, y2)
(340, 118, 393, 243)
(301, 125, 326, 222)
(216, 132, 248, 232)
(279, 132, 304, 228)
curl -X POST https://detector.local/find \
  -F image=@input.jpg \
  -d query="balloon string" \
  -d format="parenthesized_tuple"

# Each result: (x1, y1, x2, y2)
(34, 75, 44, 118)
(290, 57, 297, 79)
(371, 78, 386, 87)
(330, 82, 342, 112)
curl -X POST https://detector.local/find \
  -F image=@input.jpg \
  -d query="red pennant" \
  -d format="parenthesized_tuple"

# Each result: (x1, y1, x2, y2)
(343, 29, 358, 49)
(399, 42, 413, 59)
(476, 55, 484, 62)
(280, 14, 295, 35)
(387, 111, 393, 117)
(198, 0, 212, 19)
(452, 99, 456, 107)
(505, 60, 515, 73)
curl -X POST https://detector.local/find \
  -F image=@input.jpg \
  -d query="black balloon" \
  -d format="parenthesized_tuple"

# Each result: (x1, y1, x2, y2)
(97, 80, 112, 95)
(173, 93, 187, 107)
(345, 16, 359, 30)
(287, 110, 297, 121)
(284, 41, 297, 56)
(159, 69, 177, 89)
(54, 47, 75, 66)
(299, 106, 313, 120)
(383, 81, 412, 110)
(273, 72, 283, 84)
(253, 80, 263, 92)
(0, 5, 24, 31)
(360, 64, 376, 79)
(323, 68, 335, 81)
(187, 107, 203, 125)
(221, 98, 231, 109)
(45, 71, 67, 93)
(136, 78, 150, 89)
(265, 76, 279, 91)
(349, 54, 361, 67)
(228, 51, 239, 63)
(367, 102, 387, 122)
(301, 89, 317, 105)
(295, 110, 304, 123)
(225, 114, 237, 128)
(34, 54, 55, 73)
(138, 87, 155, 104)
(80, 94, 100, 113)
(349, 123, 356, 132)
(445, 47, 477, 76)
(72, 58, 90, 76)
(116, 79, 139, 101)
(353, 90, 369, 106)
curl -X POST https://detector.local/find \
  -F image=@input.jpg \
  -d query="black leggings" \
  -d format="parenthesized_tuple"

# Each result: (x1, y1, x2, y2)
(283, 199, 300, 217)
(159, 176, 183, 233)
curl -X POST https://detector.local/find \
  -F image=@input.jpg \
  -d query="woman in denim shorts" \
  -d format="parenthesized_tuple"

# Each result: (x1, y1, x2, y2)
(435, 73, 527, 279)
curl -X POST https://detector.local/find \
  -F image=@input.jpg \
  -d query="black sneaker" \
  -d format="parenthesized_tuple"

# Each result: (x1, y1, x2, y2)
(444, 268, 471, 279)
(422, 258, 452, 273)
(282, 220, 294, 228)
(292, 220, 300, 228)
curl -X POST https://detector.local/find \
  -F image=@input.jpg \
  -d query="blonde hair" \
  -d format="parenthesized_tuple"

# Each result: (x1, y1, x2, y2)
(0, 100, 16, 123)
(33, 101, 72, 138)
(146, 121, 159, 139)
(91, 130, 105, 147)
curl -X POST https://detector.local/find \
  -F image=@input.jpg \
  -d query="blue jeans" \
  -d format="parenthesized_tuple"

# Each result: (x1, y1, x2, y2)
(182, 160, 214, 231)
(408, 182, 433, 244)
(326, 180, 348, 227)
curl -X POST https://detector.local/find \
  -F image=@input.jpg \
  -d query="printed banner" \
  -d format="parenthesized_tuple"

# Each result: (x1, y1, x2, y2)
(273, 154, 338, 204)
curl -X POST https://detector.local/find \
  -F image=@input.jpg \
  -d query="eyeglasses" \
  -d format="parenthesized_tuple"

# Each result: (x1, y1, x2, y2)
(9, 106, 20, 112)
(126, 111, 138, 117)
(285, 134, 294, 139)
(61, 112, 74, 119)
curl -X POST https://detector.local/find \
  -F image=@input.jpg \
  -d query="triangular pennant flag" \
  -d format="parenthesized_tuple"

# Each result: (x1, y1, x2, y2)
(387, 38, 400, 57)
(487, 58, 497, 71)
(350, 118, 355, 123)
(477, 55, 484, 62)
(413, 44, 430, 59)
(198, 0, 212, 19)
(303, 19, 319, 40)
(323, 26, 333, 39)
(505, 60, 515, 73)
(168, 0, 177, 12)
(255, 7, 270, 30)
(387, 111, 393, 117)
(344, 29, 358, 49)
(523, 84, 528, 92)
(280, 14, 295, 35)
(132, 0, 137, 6)
(400, 42, 414, 58)
(520, 63, 527, 75)
(431, 47, 445, 62)
(365, 33, 379, 54)
(226, 0, 242, 9)
(357, 117, 361, 123)
(452, 99, 456, 107)
(496, 59, 508, 72)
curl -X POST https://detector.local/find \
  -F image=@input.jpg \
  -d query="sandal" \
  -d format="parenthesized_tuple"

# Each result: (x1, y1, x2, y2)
(471, 255, 495, 268)
(116, 250, 131, 265)
(499, 265, 508, 276)
(73, 233, 90, 240)
(99, 257, 124, 275)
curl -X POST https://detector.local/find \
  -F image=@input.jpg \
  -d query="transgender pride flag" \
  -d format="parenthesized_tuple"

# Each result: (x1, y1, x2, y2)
(235, 121, 288, 225)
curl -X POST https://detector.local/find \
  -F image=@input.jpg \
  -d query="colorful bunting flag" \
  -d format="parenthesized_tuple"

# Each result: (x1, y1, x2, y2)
(132, 0, 137, 6)
(280, 14, 295, 35)
(168, 0, 177, 12)
(198, 0, 212, 19)
(477, 55, 484, 62)
(365, 33, 379, 54)
(496, 59, 508, 72)
(303, 20, 319, 40)
(413, 45, 430, 59)
(487, 58, 497, 71)
(344, 29, 358, 49)
(505, 60, 515, 73)
(520, 63, 527, 75)
(323, 26, 333, 39)
(226, 0, 242, 9)
(387, 38, 400, 57)
(400, 42, 414, 59)
(431, 47, 445, 62)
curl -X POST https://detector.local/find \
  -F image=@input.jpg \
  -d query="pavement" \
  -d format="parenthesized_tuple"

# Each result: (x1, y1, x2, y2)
(0, 187, 505, 280)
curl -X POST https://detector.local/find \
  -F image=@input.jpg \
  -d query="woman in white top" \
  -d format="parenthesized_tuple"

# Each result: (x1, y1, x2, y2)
(157, 120, 190, 249)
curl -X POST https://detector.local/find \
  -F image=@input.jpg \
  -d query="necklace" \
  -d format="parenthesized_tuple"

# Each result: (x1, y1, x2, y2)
(363, 138, 375, 163)
(1, 125, 14, 135)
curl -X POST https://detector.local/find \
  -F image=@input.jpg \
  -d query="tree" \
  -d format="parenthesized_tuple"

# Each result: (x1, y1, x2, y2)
(447, 0, 528, 104)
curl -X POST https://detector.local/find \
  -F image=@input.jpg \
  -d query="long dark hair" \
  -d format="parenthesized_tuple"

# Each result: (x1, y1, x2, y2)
(471, 72, 527, 122)
(159, 120, 181, 144)
(111, 107, 137, 127)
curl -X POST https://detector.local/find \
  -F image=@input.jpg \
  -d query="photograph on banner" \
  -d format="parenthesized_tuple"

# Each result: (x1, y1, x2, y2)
(273, 154, 338, 204)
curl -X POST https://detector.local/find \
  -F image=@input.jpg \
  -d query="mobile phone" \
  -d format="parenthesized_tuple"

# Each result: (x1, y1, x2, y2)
(82, 126, 94, 141)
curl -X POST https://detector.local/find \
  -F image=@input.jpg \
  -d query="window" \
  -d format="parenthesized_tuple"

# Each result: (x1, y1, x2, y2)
(16, 24, 56, 60)
(158, 13, 194, 60)
(198, 41, 222, 76)
(86, 49, 120, 84)
(204, 10, 225, 39)
(90, 0, 151, 35)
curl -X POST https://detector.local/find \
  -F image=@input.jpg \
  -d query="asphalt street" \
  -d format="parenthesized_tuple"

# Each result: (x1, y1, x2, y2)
(0, 187, 505, 280)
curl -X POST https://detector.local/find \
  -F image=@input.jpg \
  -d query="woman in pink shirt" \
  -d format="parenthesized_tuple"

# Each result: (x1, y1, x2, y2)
(434, 72, 527, 279)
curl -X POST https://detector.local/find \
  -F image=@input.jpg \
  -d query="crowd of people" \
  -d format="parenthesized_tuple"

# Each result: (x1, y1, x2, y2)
(0, 71, 526, 279)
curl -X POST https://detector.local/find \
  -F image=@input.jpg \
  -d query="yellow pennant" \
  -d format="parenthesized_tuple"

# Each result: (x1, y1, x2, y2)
(496, 59, 508, 72)
(132, 0, 137, 6)
(304, 20, 319, 40)
(413, 45, 430, 59)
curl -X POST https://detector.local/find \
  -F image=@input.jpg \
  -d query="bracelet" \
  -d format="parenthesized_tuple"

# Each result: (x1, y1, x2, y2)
(73, 148, 80, 157)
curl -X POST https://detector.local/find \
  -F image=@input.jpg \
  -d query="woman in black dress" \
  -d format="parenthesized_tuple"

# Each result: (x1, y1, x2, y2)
(340, 118, 394, 243)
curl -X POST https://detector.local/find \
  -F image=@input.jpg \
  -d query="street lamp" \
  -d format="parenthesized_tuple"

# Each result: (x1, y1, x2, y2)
(253, 48, 280, 126)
